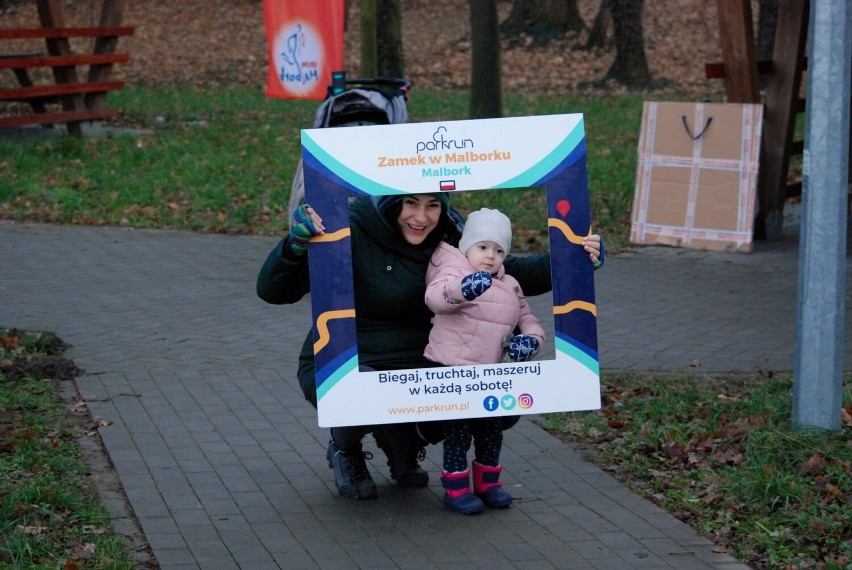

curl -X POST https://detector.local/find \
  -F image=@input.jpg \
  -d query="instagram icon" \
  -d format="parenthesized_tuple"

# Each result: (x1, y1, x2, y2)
(518, 393, 534, 409)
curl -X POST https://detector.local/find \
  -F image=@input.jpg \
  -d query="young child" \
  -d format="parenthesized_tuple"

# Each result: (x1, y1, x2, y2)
(424, 207, 545, 515)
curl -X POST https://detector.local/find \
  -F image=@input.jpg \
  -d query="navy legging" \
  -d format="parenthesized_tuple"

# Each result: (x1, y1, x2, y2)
(442, 417, 502, 472)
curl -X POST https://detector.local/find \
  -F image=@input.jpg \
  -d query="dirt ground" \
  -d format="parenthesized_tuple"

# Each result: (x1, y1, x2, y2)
(1, 0, 727, 98)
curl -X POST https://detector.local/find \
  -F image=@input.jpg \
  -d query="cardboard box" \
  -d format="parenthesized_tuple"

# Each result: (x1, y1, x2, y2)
(630, 101, 763, 252)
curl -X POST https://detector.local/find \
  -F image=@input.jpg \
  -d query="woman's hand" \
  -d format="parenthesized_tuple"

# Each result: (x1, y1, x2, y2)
(583, 234, 605, 269)
(288, 204, 325, 255)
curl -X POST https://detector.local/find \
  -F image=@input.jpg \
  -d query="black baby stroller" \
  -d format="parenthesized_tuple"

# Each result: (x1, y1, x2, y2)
(287, 75, 411, 217)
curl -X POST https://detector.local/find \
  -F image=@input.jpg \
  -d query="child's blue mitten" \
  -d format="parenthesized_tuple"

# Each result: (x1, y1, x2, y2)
(460, 271, 492, 301)
(506, 335, 540, 362)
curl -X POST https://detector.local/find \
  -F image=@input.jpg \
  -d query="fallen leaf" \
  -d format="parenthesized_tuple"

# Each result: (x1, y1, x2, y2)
(89, 417, 113, 430)
(800, 454, 826, 477)
(663, 440, 685, 462)
(714, 449, 744, 466)
(701, 493, 720, 505)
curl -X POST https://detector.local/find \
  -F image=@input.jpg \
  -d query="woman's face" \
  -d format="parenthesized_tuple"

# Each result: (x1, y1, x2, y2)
(396, 194, 442, 245)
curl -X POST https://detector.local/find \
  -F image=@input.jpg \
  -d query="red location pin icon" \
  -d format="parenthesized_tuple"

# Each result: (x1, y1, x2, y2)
(556, 199, 571, 217)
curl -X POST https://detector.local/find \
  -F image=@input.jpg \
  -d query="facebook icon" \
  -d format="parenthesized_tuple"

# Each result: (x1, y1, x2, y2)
(483, 395, 499, 412)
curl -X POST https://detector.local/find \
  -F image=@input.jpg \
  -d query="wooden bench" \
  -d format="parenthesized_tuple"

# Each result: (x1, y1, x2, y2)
(1, 51, 50, 115)
(1, 0, 133, 135)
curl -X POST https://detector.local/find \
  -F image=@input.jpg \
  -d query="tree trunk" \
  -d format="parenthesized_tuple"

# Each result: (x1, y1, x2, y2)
(344, 0, 354, 30)
(605, 0, 650, 87)
(501, 0, 585, 43)
(469, 0, 502, 118)
(360, 0, 378, 76)
(586, 0, 611, 50)
(377, 0, 404, 78)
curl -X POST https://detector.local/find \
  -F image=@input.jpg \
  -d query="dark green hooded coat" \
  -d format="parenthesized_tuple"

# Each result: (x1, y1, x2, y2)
(256, 196, 552, 407)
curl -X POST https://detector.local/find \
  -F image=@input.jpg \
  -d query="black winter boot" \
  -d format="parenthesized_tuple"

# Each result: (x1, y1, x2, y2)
(326, 440, 378, 499)
(373, 425, 429, 487)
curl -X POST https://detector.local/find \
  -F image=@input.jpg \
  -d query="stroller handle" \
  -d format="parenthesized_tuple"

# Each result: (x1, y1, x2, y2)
(342, 77, 410, 89)
(326, 74, 411, 98)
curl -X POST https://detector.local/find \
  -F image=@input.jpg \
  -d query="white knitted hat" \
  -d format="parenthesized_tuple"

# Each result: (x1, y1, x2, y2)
(459, 208, 512, 255)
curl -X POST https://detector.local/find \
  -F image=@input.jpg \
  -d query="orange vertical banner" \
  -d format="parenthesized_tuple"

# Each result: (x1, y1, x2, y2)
(263, 0, 345, 100)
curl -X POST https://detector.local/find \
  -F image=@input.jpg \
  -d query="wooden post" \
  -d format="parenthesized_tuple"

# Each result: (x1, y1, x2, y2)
(755, 0, 809, 239)
(714, 0, 813, 240)
(716, 0, 760, 103)
(35, 0, 83, 134)
(85, 0, 126, 110)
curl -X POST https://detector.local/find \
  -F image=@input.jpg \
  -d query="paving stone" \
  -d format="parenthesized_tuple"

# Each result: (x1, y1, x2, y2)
(4, 220, 841, 569)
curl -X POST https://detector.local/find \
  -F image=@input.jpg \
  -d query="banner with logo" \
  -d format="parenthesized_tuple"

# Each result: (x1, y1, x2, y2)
(263, 0, 345, 100)
(302, 115, 601, 427)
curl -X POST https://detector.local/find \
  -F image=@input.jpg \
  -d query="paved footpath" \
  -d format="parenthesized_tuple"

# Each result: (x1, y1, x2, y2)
(2, 219, 849, 569)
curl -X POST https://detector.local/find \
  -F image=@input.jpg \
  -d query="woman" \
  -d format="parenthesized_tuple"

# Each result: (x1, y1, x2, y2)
(256, 193, 602, 500)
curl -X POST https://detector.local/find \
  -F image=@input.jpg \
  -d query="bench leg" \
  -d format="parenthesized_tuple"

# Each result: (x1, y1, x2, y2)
(11, 67, 52, 126)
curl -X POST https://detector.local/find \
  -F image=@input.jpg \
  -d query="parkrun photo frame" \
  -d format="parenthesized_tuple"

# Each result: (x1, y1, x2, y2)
(301, 114, 601, 427)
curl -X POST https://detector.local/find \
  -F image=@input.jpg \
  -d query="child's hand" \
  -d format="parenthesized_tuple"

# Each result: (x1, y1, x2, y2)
(460, 271, 492, 301)
(288, 204, 325, 255)
(505, 335, 540, 362)
(584, 234, 605, 269)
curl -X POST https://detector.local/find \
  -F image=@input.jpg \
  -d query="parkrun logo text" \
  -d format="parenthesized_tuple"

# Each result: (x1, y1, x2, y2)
(416, 126, 473, 154)
(371, 125, 513, 184)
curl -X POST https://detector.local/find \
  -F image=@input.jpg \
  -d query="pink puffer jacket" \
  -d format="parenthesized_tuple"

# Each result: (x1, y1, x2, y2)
(424, 242, 545, 366)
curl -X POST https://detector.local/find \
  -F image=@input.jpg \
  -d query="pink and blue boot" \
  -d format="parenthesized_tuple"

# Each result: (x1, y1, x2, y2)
(441, 469, 484, 515)
(472, 462, 513, 508)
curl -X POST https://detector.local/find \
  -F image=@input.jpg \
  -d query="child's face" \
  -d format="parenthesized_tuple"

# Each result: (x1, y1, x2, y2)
(465, 241, 506, 274)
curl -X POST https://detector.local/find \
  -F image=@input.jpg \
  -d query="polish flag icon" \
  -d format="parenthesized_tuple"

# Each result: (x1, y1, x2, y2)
(439, 180, 456, 191)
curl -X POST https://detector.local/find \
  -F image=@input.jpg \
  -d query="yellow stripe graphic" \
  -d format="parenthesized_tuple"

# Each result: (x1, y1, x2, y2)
(314, 309, 356, 353)
(312, 228, 351, 243)
(553, 300, 597, 317)
(547, 218, 591, 245)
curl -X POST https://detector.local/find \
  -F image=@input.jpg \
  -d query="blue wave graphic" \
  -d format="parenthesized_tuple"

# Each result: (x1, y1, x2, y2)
(496, 119, 585, 188)
(302, 134, 406, 195)
(555, 332, 599, 375)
